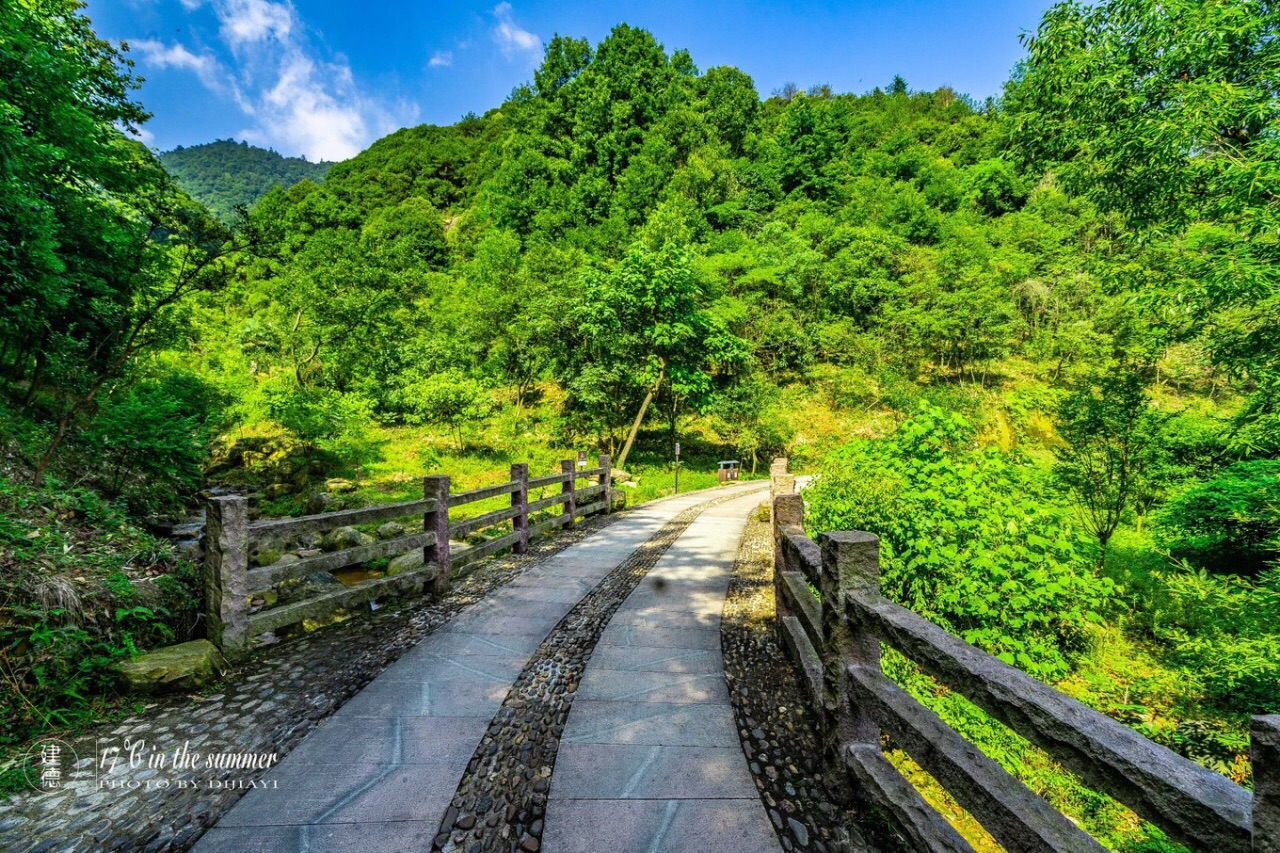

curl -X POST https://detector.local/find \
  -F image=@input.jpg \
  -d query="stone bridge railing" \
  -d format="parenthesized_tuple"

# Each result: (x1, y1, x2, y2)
(205, 455, 611, 659)
(768, 461, 1277, 853)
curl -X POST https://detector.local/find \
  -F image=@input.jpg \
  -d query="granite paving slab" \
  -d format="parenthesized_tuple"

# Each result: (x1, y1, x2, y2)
(544, 490, 781, 852)
(194, 484, 765, 852)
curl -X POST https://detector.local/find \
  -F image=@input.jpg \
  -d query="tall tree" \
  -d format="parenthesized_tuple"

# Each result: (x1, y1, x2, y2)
(563, 240, 744, 469)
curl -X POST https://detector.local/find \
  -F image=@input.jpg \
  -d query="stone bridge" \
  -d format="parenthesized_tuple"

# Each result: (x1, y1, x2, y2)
(3, 464, 1274, 852)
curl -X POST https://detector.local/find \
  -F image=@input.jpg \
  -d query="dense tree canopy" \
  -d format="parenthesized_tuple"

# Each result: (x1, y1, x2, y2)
(159, 140, 334, 222)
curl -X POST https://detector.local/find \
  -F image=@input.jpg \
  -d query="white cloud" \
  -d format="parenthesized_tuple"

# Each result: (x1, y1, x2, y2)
(133, 0, 417, 161)
(429, 50, 453, 68)
(492, 3, 540, 57)
(126, 124, 156, 146)
(216, 0, 293, 49)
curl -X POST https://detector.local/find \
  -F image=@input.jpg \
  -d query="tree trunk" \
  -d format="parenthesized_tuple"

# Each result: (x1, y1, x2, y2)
(615, 360, 666, 472)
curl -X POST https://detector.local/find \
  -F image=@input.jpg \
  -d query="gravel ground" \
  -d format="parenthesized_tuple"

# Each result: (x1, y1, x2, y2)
(432, 489, 750, 853)
(721, 503, 901, 853)
(0, 508, 630, 853)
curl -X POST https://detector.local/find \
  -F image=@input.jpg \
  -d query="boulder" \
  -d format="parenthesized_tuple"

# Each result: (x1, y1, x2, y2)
(609, 488, 627, 512)
(611, 469, 632, 484)
(387, 549, 425, 576)
(306, 492, 334, 515)
(377, 521, 407, 540)
(320, 526, 371, 551)
(273, 553, 301, 566)
(265, 483, 295, 499)
(113, 640, 227, 696)
(324, 478, 356, 494)
(250, 547, 282, 568)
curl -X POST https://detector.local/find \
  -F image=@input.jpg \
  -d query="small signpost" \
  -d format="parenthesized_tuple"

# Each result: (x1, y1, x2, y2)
(577, 450, 587, 469)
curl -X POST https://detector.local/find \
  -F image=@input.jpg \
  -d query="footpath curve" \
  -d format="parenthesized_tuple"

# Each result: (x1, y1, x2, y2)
(194, 481, 774, 852)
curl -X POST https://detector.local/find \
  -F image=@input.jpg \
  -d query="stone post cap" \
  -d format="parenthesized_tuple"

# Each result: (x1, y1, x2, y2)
(819, 531, 880, 547)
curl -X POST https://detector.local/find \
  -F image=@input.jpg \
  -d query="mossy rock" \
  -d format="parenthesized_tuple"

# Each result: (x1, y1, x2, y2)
(113, 640, 227, 696)
(377, 521, 406, 540)
(387, 549, 425, 575)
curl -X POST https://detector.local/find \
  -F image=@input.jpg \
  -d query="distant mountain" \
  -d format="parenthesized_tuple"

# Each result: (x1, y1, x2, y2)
(159, 140, 335, 221)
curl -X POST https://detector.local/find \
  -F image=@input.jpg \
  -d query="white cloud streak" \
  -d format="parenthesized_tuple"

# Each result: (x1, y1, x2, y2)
(492, 3, 541, 57)
(429, 50, 453, 68)
(130, 0, 416, 161)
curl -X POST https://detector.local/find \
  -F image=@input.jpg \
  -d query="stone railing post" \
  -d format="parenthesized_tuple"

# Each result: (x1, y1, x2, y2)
(770, 456, 795, 501)
(561, 459, 576, 528)
(511, 463, 529, 555)
(772, 493, 806, 651)
(1254, 715, 1280, 851)
(818, 531, 882, 764)
(424, 475, 451, 595)
(599, 454, 612, 514)
(772, 493, 804, 587)
(205, 496, 249, 660)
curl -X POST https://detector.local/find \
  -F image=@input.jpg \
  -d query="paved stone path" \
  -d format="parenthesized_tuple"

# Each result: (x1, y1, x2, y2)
(194, 483, 774, 852)
(543, 491, 779, 853)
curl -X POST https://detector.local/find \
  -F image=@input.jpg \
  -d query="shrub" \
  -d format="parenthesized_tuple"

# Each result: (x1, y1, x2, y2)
(77, 372, 223, 516)
(0, 479, 201, 746)
(1148, 567, 1280, 714)
(1155, 459, 1280, 575)
(805, 403, 1114, 679)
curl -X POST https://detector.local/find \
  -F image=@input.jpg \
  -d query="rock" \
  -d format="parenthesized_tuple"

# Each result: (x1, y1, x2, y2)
(273, 554, 301, 566)
(387, 549, 425, 576)
(306, 493, 333, 515)
(609, 488, 627, 512)
(609, 469, 631, 484)
(265, 483, 294, 499)
(293, 532, 321, 550)
(303, 571, 344, 588)
(321, 527, 366, 551)
(248, 589, 278, 607)
(297, 548, 323, 558)
(324, 478, 356, 494)
(250, 548, 281, 568)
(788, 817, 809, 847)
(377, 522, 406, 540)
(112, 641, 227, 696)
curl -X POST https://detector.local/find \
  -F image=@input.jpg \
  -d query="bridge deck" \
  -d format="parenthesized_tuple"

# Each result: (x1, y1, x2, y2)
(194, 483, 778, 852)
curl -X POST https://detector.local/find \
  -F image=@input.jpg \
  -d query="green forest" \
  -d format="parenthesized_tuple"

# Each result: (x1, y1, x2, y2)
(159, 140, 334, 223)
(1, 1, 1277, 848)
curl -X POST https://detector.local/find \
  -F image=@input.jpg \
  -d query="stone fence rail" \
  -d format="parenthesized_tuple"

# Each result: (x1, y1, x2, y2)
(205, 455, 612, 659)
(768, 459, 1278, 853)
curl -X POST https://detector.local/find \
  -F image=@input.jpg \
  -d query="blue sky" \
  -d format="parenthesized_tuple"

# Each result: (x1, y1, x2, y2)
(86, 0, 1057, 162)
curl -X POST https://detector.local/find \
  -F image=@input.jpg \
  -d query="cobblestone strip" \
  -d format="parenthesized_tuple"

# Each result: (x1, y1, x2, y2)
(432, 488, 755, 853)
(0, 508, 631, 853)
(721, 506, 895, 853)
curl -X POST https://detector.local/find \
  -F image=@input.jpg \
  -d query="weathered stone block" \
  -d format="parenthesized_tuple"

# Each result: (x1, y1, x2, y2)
(609, 488, 627, 512)
(387, 549, 425, 576)
(306, 492, 333, 514)
(324, 478, 356, 494)
(250, 547, 282, 568)
(264, 483, 294, 499)
(321, 526, 368, 551)
(113, 640, 227, 696)
(377, 521, 406, 540)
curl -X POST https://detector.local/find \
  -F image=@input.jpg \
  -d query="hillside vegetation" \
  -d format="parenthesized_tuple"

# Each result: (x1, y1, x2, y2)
(160, 139, 334, 222)
(1, 1, 1277, 846)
